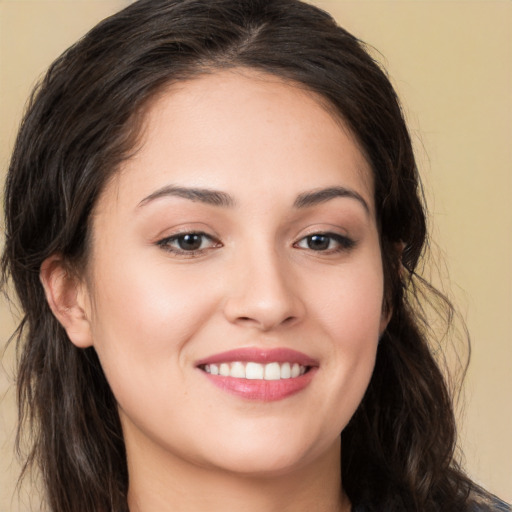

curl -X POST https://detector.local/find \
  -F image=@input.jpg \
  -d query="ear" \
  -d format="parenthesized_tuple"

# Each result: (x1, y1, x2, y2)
(40, 255, 94, 348)
(379, 306, 392, 337)
(379, 240, 405, 336)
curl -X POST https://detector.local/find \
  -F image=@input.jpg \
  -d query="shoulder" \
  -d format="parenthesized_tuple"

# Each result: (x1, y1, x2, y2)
(470, 496, 512, 512)
(351, 496, 511, 512)
(467, 487, 511, 512)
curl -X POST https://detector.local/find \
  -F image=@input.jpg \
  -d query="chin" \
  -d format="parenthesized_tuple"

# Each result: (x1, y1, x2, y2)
(195, 428, 338, 478)
(208, 450, 312, 478)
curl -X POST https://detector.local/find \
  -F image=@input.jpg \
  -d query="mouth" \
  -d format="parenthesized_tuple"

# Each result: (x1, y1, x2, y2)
(199, 361, 309, 380)
(195, 348, 318, 401)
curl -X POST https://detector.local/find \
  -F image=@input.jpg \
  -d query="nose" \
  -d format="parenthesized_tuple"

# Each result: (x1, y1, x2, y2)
(222, 248, 305, 331)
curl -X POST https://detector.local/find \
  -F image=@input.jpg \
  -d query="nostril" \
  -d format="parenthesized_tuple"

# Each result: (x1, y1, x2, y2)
(237, 315, 296, 325)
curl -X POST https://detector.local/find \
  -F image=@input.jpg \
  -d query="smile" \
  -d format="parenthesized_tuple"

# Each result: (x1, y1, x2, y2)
(201, 361, 308, 380)
(196, 348, 318, 401)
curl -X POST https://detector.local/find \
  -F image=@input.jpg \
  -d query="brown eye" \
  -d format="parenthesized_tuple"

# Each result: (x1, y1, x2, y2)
(306, 234, 331, 251)
(157, 232, 220, 255)
(295, 233, 356, 252)
(176, 233, 204, 251)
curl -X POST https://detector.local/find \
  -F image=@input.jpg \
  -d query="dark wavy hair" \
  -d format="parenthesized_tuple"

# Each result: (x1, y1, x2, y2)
(0, 0, 499, 511)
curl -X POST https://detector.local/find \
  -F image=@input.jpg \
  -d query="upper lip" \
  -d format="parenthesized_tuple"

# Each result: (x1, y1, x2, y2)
(195, 347, 319, 367)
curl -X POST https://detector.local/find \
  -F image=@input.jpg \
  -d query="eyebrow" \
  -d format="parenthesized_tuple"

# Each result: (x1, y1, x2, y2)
(138, 185, 236, 208)
(138, 184, 369, 213)
(293, 186, 370, 213)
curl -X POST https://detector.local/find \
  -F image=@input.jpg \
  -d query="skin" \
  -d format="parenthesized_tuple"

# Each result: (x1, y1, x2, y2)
(42, 69, 389, 512)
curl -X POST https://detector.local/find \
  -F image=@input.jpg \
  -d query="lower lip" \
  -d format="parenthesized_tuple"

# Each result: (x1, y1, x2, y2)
(201, 368, 317, 401)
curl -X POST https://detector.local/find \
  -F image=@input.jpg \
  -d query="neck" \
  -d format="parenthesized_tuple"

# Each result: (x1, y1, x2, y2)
(126, 436, 350, 512)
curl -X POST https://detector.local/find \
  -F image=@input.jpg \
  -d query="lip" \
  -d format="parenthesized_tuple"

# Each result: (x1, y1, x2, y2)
(196, 347, 319, 401)
(195, 347, 319, 367)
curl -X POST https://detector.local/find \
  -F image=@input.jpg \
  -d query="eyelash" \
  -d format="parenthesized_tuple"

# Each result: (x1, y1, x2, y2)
(156, 232, 221, 257)
(156, 231, 355, 257)
(294, 232, 356, 253)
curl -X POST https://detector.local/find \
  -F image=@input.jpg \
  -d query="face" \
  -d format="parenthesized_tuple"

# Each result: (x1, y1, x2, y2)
(79, 70, 388, 477)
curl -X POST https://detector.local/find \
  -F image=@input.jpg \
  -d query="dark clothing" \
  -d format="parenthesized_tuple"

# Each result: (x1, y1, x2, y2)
(473, 498, 512, 512)
(352, 496, 511, 512)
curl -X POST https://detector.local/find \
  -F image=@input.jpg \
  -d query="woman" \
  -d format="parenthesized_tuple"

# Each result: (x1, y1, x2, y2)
(1, 0, 510, 511)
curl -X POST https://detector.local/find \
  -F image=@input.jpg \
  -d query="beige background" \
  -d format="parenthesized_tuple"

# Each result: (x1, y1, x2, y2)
(1, 0, 510, 510)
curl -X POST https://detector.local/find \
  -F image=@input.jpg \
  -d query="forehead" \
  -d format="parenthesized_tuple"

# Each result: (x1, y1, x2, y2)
(98, 69, 374, 215)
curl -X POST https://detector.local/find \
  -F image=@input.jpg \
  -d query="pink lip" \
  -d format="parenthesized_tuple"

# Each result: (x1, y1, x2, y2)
(195, 347, 318, 367)
(196, 347, 318, 402)
(202, 370, 317, 401)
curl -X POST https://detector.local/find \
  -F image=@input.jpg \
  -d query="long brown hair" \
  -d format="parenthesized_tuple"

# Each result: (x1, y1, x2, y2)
(0, 0, 498, 510)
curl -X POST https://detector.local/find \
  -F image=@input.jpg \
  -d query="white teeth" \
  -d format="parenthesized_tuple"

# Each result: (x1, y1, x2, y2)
(246, 362, 264, 380)
(231, 361, 245, 378)
(202, 361, 308, 380)
(264, 362, 281, 381)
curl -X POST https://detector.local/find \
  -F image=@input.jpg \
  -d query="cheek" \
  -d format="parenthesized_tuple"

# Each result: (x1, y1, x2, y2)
(86, 255, 220, 403)
(304, 255, 384, 424)
(309, 253, 385, 341)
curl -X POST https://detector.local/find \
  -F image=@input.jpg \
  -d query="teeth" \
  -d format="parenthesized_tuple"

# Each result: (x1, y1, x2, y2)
(280, 362, 291, 379)
(231, 361, 245, 378)
(246, 362, 264, 380)
(264, 362, 281, 381)
(203, 361, 308, 380)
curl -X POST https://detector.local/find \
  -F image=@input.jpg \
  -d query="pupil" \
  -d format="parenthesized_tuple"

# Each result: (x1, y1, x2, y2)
(179, 234, 202, 251)
(308, 235, 329, 250)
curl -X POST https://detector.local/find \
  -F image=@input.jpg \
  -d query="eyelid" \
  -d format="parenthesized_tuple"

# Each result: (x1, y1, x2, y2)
(154, 224, 356, 258)
(156, 230, 222, 257)
(293, 231, 356, 252)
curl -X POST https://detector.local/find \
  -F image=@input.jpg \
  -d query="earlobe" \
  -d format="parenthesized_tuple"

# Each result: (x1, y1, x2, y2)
(379, 306, 392, 337)
(379, 240, 405, 336)
(40, 255, 94, 348)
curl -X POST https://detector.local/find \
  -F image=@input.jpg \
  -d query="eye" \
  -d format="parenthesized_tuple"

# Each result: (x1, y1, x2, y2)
(157, 232, 221, 256)
(295, 233, 355, 252)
